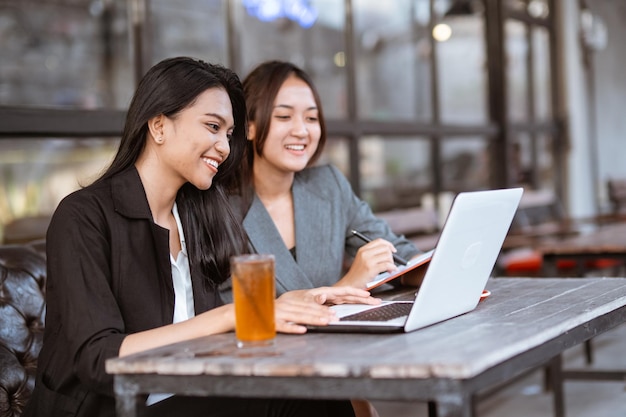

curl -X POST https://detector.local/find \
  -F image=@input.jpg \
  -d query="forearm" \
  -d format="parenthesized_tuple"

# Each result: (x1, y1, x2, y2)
(119, 304, 235, 357)
(335, 269, 369, 288)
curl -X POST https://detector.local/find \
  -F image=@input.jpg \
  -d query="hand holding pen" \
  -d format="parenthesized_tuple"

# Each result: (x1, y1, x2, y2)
(351, 230, 408, 266)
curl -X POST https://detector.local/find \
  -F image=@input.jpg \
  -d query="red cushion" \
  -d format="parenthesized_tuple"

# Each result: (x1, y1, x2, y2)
(504, 250, 621, 273)
(504, 251, 542, 272)
(586, 259, 622, 269)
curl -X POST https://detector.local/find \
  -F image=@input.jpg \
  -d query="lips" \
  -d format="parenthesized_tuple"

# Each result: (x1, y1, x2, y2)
(285, 144, 305, 151)
(202, 157, 220, 170)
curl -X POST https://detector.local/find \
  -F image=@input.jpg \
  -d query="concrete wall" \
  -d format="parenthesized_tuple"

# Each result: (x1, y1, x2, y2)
(588, 0, 626, 208)
(561, 0, 626, 216)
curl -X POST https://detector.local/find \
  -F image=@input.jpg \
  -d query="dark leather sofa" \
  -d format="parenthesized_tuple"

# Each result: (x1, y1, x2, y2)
(0, 240, 46, 417)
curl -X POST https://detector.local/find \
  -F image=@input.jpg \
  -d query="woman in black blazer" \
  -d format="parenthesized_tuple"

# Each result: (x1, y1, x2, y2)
(24, 57, 376, 417)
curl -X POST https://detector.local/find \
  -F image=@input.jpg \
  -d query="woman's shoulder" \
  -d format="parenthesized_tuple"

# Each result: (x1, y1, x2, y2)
(51, 178, 113, 226)
(57, 178, 110, 210)
(53, 166, 145, 222)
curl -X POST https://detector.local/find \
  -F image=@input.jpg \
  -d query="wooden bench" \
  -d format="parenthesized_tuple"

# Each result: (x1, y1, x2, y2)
(376, 206, 440, 250)
(505, 190, 578, 248)
(499, 190, 596, 276)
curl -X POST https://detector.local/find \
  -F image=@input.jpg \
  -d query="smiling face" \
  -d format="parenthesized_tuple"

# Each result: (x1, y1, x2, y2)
(158, 87, 234, 191)
(252, 75, 322, 177)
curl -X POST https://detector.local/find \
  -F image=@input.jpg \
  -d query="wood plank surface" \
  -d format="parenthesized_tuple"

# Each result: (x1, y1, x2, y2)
(106, 278, 626, 381)
(540, 223, 626, 256)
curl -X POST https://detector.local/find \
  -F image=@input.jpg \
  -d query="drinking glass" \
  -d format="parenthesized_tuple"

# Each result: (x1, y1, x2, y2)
(230, 254, 276, 348)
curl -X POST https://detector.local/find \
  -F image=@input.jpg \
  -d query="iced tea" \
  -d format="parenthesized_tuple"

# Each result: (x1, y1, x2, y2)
(231, 254, 276, 348)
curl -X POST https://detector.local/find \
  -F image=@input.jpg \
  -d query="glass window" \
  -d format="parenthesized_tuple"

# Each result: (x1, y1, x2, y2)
(0, 138, 119, 242)
(436, 5, 488, 123)
(353, 0, 432, 121)
(359, 135, 432, 212)
(316, 136, 351, 179)
(440, 137, 490, 192)
(532, 26, 552, 121)
(505, 20, 529, 122)
(234, 0, 347, 118)
(536, 133, 555, 190)
(505, 0, 528, 14)
(509, 132, 555, 190)
(509, 132, 534, 187)
(505, 0, 550, 18)
(0, 0, 131, 109)
(149, 0, 229, 66)
(527, 0, 550, 19)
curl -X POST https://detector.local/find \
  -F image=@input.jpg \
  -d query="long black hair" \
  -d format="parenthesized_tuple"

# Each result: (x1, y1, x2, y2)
(99, 57, 248, 285)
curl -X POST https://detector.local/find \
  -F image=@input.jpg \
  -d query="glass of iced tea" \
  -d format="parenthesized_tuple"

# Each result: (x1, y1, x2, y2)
(230, 254, 276, 348)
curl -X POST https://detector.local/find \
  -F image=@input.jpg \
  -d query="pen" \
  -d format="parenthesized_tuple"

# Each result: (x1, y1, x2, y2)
(351, 229, 408, 266)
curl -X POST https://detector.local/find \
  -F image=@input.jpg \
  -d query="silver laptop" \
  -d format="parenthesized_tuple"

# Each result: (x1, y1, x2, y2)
(308, 187, 523, 333)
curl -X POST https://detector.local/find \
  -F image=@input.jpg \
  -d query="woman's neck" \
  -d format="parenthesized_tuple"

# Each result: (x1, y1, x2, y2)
(252, 159, 297, 248)
(252, 160, 295, 203)
(135, 156, 179, 225)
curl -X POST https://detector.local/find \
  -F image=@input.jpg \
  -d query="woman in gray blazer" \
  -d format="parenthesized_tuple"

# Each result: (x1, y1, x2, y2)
(224, 61, 423, 302)
(227, 59, 426, 417)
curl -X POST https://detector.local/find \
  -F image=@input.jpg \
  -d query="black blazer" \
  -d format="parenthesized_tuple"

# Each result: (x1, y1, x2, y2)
(24, 167, 221, 417)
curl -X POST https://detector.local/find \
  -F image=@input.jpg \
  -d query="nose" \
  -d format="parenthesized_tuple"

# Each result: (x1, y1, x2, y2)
(291, 116, 308, 138)
(215, 135, 230, 158)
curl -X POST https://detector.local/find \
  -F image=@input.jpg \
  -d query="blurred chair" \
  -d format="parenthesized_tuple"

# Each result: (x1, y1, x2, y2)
(498, 189, 622, 277)
(376, 206, 440, 251)
(3, 215, 51, 245)
(499, 190, 580, 276)
(0, 240, 47, 417)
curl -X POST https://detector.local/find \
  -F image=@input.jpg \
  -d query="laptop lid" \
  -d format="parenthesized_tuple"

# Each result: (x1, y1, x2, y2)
(311, 187, 523, 333)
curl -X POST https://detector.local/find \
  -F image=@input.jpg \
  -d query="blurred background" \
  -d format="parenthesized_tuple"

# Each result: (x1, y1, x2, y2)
(1, 0, 624, 243)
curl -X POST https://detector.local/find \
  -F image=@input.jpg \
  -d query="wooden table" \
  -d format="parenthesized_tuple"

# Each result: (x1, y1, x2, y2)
(106, 278, 626, 417)
(539, 222, 626, 276)
(538, 222, 626, 371)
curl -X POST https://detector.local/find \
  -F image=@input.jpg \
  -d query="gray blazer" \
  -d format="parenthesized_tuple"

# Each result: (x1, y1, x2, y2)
(222, 164, 420, 301)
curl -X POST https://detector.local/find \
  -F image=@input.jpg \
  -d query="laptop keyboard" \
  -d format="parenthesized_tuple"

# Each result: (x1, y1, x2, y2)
(340, 302, 413, 322)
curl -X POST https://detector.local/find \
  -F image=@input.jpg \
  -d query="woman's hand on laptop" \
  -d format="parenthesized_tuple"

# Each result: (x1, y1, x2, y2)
(275, 287, 381, 333)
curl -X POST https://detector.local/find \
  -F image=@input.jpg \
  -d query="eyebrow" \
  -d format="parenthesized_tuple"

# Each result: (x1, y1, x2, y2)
(274, 104, 318, 111)
(204, 113, 234, 129)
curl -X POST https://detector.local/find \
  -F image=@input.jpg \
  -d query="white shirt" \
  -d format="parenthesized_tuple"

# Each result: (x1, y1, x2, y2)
(170, 202, 195, 323)
(147, 202, 195, 406)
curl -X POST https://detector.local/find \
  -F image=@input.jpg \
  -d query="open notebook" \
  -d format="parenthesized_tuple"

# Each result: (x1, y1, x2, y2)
(307, 187, 523, 333)
(365, 249, 434, 290)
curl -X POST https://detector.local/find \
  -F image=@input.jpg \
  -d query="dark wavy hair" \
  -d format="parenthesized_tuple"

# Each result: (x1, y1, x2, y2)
(98, 56, 248, 285)
(235, 60, 326, 196)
